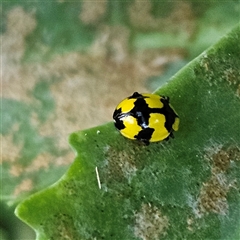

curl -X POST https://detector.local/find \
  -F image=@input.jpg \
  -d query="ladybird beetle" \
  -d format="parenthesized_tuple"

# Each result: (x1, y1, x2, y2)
(113, 92, 179, 145)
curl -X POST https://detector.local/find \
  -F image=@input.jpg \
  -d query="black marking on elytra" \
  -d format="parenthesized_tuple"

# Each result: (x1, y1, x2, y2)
(114, 119, 125, 130)
(113, 108, 121, 119)
(128, 92, 143, 99)
(134, 128, 154, 144)
(113, 108, 126, 130)
(129, 95, 165, 129)
(160, 98, 179, 133)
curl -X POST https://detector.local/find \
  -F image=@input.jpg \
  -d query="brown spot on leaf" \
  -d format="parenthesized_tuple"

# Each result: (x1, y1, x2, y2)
(8, 152, 73, 177)
(48, 213, 79, 240)
(54, 152, 75, 166)
(80, 0, 107, 25)
(199, 174, 228, 214)
(13, 179, 33, 197)
(212, 149, 230, 173)
(228, 146, 240, 161)
(134, 203, 169, 240)
(2, 7, 37, 102)
(102, 147, 137, 184)
(129, 0, 195, 36)
(2, 130, 22, 164)
(3, 7, 36, 62)
(198, 145, 240, 215)
(199, 52, 240, 94)
(9, 164, 24, 177)
(224, 68, 239, 86)
(26, 153, 53, 172)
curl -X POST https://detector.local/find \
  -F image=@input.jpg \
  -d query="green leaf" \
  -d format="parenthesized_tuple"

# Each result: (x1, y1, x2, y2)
(15, 25, 240, 239)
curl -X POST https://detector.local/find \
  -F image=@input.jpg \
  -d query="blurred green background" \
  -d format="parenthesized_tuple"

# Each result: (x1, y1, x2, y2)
(1, 1, 240, 239)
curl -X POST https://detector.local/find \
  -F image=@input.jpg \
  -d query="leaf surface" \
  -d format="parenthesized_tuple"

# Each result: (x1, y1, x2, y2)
(15, 25, 240, 239)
